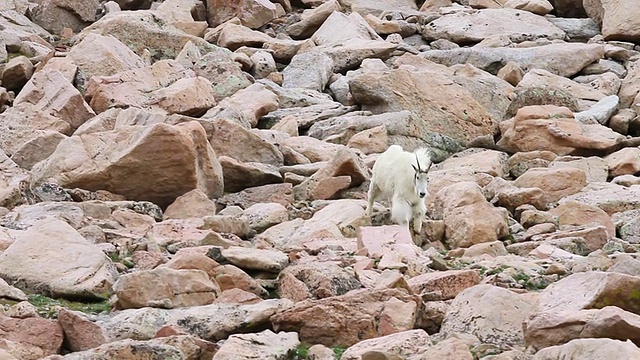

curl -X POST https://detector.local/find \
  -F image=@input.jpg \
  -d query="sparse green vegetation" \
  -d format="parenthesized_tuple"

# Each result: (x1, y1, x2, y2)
(287, 343, 348, 359)
(485, 265, 509, 276)
(27, 294, 111, 318)
(291, 342, 310, 359)
(333, 346, 347, 359)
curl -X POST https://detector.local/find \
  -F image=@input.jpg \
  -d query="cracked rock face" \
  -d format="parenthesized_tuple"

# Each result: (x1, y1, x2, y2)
(2, 0, 640, 358)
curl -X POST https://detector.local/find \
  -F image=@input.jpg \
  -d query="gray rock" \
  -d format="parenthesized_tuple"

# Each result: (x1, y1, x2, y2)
(547, 17, 600, 41)
(574, 95, 619, 124)
(100, 299, 292, 342)
(421, 43, 604, 77)
(283, 51, 334, 92)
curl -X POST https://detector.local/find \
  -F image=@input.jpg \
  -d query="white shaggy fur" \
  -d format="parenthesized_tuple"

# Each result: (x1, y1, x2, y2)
(366, 145, 433, 233)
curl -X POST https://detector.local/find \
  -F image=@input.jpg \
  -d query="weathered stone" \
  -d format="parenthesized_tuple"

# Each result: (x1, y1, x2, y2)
(559, 182, 640, 215)
(203, 83, 279, 128)
(0, 218, 117, 300)
(498, 105, 624, 155)
(271, 288, 420, 347)
(513, 167, 588, 205)
(114, 267, 220, 309)
(212, 264, 269, 297)
(14, 69, 95, 130)
(221, 246, 289, 273)
(57, 309, 110, 351)
(536, 271, 640, 314)
(421, 43, 604, 77)
(51, 335, 218, 360)
(524, 306, 640, 351)
(422, 9, 565, 44)
(216, 183, 294, 210)
(209, 118, 283, 165)
(32, 122, 223, 208)
(213, 330, 299, 360)
(163, 189, 217, 220)
(78, 10, 218, 61)
(0, 315, 63, 358)
(206, 0, 277, 29)
(533, 338, 640, 359)
(349, 67, 496, 146)
(100, 299, 292, 341)
(241, 202, 288, 232)
(549, 201, 615, 239)
(341, 330, 430, 360)
(407, 270, 481, 301)
(286, 0, 341, 39)
(1, 55, 33, 91)
(283, 51, 334, 92)
(440, 284, 538, 347)
(278, 262, 362, 301)
(605, 147, 640, 178)
(584, 0, 640, 42)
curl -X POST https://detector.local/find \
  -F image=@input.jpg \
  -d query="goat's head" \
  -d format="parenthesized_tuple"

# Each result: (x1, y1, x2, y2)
(412, 153, 432, 199)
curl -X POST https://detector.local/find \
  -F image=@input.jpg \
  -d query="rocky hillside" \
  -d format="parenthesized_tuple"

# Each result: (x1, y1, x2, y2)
(1, 0, 640, 358)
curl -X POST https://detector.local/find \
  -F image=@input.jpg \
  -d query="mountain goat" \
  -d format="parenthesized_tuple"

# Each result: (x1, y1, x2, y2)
(366, 145, 433, 234)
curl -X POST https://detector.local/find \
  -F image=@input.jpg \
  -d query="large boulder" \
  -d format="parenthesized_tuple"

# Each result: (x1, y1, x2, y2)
(422, 8, 565, 44)
(533, 338, 640, 359)
(536, 271, 640, 314)
(13, 69, 96, 130)
(349, 67, 497, 147)
(0, 218, 118, 300)
(271, 288, 420, 347)
(497, 105, 625, 155)
(0, 315, 64, 359)
(440, 284, 538, 347)
(99, 299, 292, 342)
(32, 122, 224, 208)
(583, 0, 640, 41)
(113, 267, 220, 309)
(77, 10, 219, 61)
(421, 43, 604, 77)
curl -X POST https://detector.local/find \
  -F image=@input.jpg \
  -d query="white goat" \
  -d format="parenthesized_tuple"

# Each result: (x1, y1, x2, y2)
(366, 145, 433, 234)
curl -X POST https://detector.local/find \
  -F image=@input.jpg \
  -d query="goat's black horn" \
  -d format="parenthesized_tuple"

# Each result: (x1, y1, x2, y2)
(415, 152, 421, 173)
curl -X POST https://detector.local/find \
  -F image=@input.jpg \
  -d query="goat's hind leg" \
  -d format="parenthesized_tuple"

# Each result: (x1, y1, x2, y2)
(366, 182, 381, 218)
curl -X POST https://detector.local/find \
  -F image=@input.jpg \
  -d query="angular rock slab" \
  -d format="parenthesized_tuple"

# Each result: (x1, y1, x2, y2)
(422, 8, 565, 44)
(113, 267, 220, 309)
(524, 306, 640, 351)
(440, 284, 538, 347)
(271, 288, 420, 347)
(32, 122, 223, 208)
(421, 43, 604, 77)
(100, 299, 292, 342)
(497, 105, 624, 155)
(349, 67, 496, 145)
(0, 218, 118, 300)
(536, 271, 640, 314)
(533, 338, 640, 360)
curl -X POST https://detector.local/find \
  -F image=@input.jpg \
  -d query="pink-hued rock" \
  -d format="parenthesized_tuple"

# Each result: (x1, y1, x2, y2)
(32, 122, 224, 208)
(0, 315, 63, 357)
(57, 309, 110, 351)
(14, 69, 96, 130)
(497, 105, 624, 155)
(407, 270, 481, 301)
(271, 288, 420, 347)
(114, 267, 220, 309)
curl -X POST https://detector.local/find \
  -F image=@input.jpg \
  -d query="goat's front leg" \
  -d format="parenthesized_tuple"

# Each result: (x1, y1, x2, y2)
(411, 199, 427, 234)
(391, 196, 412, 233)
